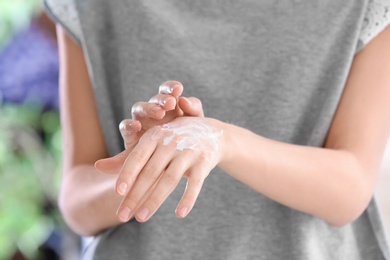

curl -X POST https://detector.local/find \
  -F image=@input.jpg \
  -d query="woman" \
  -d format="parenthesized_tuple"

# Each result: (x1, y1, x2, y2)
(45, 0, 390, 259)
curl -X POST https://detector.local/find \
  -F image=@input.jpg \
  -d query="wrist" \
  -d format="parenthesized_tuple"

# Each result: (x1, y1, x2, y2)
(205, 118, 235, 168)
(213, 121, 268, 180)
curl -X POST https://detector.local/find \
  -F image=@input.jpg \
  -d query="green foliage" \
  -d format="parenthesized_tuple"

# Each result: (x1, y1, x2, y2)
(0, 0, 42, 49)
(0, 103, 63, 259)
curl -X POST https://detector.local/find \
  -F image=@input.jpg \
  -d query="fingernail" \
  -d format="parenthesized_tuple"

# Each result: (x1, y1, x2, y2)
(160, 97, 169, 106)
(119, 120, 134, 134)
(117, 182, 127, 196)
(183, 97, 192, 105)
(178, 207, 188, 218)
(119, 121, 128, 132)
(118, 207, 131, 222)
(152, 106, 160, 113)
(172, 84, 181, 90)
(137, 208, 149, 221)
(159, 85, 173, 94)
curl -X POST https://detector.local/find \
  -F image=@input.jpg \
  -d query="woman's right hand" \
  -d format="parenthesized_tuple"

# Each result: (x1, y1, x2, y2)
(122, 80, 203, 149)
(95, 80, 204, 174)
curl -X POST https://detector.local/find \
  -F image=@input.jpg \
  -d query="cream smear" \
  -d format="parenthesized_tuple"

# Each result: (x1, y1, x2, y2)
(151, 119, 223, 156)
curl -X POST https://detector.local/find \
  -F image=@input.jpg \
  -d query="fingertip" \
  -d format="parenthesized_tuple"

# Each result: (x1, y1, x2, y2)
(94, 158, 111, 173)
(94, 160, 103, 172)
(117, 206, 132, 222)
(151, 106, 166, 119)
(95, 150, 131, 174)
(119, 119, 142, 134)
(177, 97, 192, 116)
(176, 206, 189, 218)
(178, 96, 192, 107)
(159, 81, 184, 98)
(135, 208, 151, 222)
(162, 96, 176, 111)
(133, 120, 142, 131)
(178, 97, 204, 117)
(116, 181, 128, 196)
(171, 83, 184, 98)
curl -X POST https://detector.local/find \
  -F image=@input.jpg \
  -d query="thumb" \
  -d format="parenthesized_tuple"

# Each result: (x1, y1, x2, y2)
(178, 97, 204, 117)
(95, 149, 131, 174)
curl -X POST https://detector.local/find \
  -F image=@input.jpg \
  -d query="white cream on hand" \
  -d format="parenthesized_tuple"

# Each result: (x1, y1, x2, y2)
(151, 118, 223, 157)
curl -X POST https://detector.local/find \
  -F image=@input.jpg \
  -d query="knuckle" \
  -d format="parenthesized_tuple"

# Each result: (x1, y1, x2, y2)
(169, 132, 185, 144)
(118, 174, 135, 187)
(131, 102, 146, 117)
(163, 172, 180, 186)
(148, 125, 165, 140)
(142, 165, 159, 180)
(176, 156, 189, 169)
(149, 94, 165, 104)
(154, 125, 164, 133)
(124, 195, 140, 209)
(198, 150, 210, 161)
(131, 102, 143, 111)
(131, 150, 146, 162)
(147, 195, 162, 209)
(148, 95, 156, 102)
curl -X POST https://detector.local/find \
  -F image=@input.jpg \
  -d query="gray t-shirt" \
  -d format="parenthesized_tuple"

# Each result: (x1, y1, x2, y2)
(45, 0, 390, 259)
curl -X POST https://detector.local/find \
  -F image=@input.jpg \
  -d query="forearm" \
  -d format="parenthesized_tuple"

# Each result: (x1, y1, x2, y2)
(59, 165, 123, 236)
(218, 122, 375, 226)
(216, 27, 390, 226)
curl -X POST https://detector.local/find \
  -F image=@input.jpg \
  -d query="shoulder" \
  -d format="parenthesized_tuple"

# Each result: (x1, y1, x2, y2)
(357, 0, 390, 51)
(43, 0, 82, 44)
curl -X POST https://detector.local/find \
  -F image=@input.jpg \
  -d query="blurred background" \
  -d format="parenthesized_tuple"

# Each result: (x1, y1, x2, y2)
(0, 0, 389, 259)
(0, 0, 79, 259)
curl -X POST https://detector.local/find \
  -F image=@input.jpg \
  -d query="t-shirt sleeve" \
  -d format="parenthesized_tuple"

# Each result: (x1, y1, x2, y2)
(357, 0, 390, 51)
(43, 0, 82, 44)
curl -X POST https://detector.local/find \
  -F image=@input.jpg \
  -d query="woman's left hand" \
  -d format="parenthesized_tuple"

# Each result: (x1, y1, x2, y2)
(114, 116, 225, 222)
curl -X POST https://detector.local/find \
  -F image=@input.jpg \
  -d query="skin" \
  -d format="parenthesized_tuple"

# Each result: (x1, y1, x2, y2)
(56, 26, 202, 236)
(59, 24, 390, 236)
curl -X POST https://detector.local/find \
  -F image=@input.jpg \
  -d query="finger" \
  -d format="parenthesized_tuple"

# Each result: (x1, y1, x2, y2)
(175, 165, 207, 218)
(95, 149, 131, 174)
(149, 94, 177, 111)
(117, 146, 176, 222)
(132, 101, 166, 120)
(134, 151, 194, 222)
(115, 129, 160, 196)
(178, 97, 204, 117)
(119, 119, 141, 149)
(117, 174, 162, 222)
(158, 80, 184, 98)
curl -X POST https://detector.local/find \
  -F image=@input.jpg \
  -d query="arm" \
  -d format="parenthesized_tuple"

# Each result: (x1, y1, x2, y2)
(218, 26, 390, 226)
(57, 26, 203, 235)
(111, 27, 390, 226)
(57, 26, 122, 236)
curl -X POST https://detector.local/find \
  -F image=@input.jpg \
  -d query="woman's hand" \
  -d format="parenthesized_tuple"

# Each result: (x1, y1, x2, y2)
(114, 117, 225, 223)
(122, 80, 204, 150)
(95, 80, 204, 174)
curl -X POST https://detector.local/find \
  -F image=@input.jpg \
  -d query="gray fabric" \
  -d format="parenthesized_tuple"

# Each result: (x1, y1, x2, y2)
(45, 0, 390, 259)
(44, 0, 82, 44)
